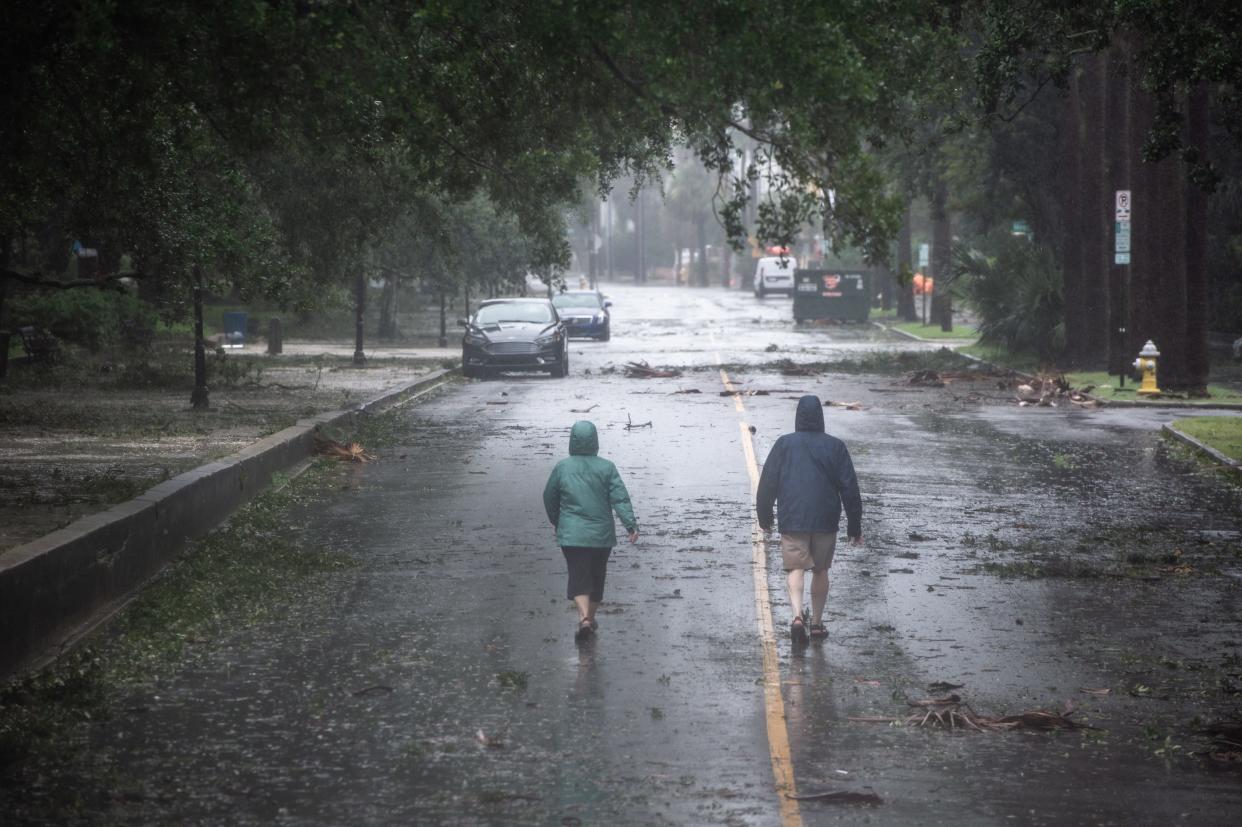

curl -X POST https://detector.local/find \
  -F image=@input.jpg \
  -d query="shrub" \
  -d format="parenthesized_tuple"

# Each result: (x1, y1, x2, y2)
(9, 290, 158, 353)
(957, 239, 1064, 361)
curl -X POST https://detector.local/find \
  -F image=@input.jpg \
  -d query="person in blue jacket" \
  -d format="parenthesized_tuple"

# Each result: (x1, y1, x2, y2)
(756, 395, 863, 644)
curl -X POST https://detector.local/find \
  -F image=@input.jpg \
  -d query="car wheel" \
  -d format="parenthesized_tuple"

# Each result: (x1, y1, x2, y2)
(558, 349, 570, 377)
(756, 282, 766, 298)
(599, 325, 610, 342)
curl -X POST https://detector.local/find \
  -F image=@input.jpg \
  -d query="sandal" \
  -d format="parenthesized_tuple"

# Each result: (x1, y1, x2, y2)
(790, 616, 809, 645)
(575, 619, 595, 643)
(809, 623, 828, 640)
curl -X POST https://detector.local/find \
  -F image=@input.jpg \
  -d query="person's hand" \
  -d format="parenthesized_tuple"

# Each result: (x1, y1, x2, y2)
(850, 535, 864, 546)
(628, 530, 639, 544)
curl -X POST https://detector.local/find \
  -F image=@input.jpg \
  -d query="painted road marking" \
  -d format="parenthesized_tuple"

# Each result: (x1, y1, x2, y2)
(719, 366, 802, 827)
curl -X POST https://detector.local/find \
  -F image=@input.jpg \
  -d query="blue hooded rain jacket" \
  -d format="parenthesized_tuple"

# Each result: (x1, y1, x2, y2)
(756, 395, 862, 537)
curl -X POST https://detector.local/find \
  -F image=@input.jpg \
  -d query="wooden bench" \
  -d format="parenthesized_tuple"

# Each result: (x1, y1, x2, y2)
(18, 326, 59, 363)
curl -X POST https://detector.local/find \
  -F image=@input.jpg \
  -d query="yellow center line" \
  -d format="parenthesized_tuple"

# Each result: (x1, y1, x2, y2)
(720, 367, 802, 827)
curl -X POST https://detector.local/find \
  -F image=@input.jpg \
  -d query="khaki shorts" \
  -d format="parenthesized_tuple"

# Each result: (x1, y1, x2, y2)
(780, 532, 838, 572)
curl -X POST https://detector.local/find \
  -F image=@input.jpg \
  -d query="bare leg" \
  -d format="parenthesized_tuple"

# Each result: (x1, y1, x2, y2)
(573, 594, 591, 622)
(786, 569, 805, 620)
(810, 569, 830, 625)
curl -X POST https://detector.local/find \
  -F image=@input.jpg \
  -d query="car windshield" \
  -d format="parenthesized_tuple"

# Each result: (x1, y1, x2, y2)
(475, 302, 555, 325)
(552, 292, 601, 310)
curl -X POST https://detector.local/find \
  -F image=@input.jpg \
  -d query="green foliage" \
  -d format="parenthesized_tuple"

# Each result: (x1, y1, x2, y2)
(957, 239, 1064, 360)
(8, 290, 157, 353)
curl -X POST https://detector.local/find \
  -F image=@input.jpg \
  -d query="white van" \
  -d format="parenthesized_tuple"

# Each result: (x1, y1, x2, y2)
(753, 256, 797, 297)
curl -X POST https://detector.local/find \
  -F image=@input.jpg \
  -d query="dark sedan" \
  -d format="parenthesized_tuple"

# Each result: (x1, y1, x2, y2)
(551, 290, 611, 340)
(460, 298, 569, 378)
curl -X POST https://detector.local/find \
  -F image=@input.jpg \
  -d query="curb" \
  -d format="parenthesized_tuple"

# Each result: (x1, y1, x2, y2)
(0, 367, 457, 680)
(871, 320, 978, 346)
(1161, 422, 1242, 472)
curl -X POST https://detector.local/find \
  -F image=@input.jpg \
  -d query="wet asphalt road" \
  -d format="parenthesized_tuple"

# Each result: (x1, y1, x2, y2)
(52, 284, 1242, 825)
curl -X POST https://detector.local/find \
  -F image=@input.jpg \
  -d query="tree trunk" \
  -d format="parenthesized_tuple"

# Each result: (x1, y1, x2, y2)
(464, 282, 471, 319)
(190, 266, 210, 410)
(1060, 73, 1087, 365)
(1079, 53, 1110, 366)
(1183, 83, 1210, 395)
(353, 271, 367, 365)
(1149, 144, 1188, 388)
(879, 265, 894, 312)
(378, 276, 398, 339)
(0, 234, 11, 381)
(897, 205, 917, 321)
(930, 183, 953, 332)
(1127, 65, 1159, 377)
(722, 245, 733, 288)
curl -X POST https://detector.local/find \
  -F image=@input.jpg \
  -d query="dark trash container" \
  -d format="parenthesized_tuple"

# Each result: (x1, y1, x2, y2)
(221, 311, 247, 347)
(792, 269, 871, 323)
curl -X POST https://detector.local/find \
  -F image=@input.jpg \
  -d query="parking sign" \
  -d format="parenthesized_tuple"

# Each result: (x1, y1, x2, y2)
(1115, 190, 1131, 222)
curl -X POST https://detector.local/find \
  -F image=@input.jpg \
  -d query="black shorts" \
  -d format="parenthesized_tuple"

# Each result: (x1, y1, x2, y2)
(562, 546, 612, 602)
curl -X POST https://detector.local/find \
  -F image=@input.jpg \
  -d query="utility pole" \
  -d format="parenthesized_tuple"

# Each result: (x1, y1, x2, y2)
(588, 206, 598, 288)
(636, 189, 646, 284)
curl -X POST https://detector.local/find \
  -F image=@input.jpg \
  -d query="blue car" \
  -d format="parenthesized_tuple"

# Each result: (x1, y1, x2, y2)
(551, 290, 612, 341)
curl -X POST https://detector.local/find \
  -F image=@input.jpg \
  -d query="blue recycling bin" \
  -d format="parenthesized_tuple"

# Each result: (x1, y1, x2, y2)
(221, 311, 248, 347)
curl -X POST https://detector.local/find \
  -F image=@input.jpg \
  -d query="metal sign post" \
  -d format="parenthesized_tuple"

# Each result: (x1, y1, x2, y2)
(1114, 190, 1132, 387)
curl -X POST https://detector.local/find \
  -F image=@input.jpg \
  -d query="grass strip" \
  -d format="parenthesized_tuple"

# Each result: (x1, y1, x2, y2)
(889, 320, 977, 341)
(1169, 416, 1242, 463)
(1065, 371, 1242, 404)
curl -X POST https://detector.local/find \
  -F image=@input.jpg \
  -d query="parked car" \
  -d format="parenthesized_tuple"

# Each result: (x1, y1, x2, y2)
(460, 298, 569, 378)
(551, 290, 612, 341)
(753, 255, 797, 297)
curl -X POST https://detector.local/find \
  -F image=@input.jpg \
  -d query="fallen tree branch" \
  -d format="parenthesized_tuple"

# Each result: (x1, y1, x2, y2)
(624, 414, 653, 430)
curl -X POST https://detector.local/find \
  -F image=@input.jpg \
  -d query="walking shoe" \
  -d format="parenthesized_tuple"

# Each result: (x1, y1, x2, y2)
(809, 623, 828, 640)
(575, 619, 595, 644)
(790, 616, 809, 645)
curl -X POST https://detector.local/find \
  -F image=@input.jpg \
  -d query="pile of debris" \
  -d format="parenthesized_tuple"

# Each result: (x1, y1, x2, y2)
(624, 361, 682, 378)
(773, 358, 821, 377)
(1013, 375, 1100, 408)
(850, 694, 1095, 733)
(315, 436, 376, 463)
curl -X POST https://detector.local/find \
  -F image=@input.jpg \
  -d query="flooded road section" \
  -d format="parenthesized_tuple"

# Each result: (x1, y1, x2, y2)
(18, 284, 1242, 825)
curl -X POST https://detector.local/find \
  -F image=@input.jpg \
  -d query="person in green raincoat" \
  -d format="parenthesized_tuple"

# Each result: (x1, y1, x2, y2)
(543, 420, 639, 642)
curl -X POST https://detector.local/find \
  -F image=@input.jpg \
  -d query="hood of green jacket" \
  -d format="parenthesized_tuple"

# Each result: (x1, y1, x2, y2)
(569, 420, 599, 455)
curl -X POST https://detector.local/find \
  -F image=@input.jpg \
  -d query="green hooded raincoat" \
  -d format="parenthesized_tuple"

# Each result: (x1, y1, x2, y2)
(543, 421, 637, 548)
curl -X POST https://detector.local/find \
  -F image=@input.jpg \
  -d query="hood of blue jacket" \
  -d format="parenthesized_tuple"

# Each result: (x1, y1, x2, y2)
(569, 420, 599, 455)
(795, 395, 825, 432)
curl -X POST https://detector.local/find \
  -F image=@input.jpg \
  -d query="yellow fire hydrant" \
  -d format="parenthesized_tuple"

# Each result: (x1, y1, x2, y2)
(1133, 340, 1162, 396)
